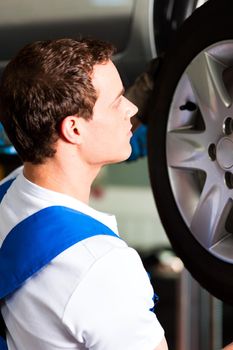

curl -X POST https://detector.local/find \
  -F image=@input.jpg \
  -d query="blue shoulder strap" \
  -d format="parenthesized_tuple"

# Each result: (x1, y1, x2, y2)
(0, 205, 119, 299)
(0, 178, 119, 349)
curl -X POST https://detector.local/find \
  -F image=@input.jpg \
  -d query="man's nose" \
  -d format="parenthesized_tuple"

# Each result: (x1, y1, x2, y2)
(127, 101, 138, 118)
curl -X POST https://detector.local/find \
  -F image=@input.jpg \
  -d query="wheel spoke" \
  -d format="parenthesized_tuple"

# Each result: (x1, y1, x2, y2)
(167, 130, 207, 171)
(190, 179, 231, 249)
(211, 234, 233, 263)
(186, 51, 231, 125)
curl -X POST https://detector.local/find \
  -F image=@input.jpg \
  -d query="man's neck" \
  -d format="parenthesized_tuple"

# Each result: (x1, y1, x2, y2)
(23, 158, 100, 205)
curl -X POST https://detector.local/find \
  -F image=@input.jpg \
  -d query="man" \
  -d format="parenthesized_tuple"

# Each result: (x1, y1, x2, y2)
(0, 38, 168, 349)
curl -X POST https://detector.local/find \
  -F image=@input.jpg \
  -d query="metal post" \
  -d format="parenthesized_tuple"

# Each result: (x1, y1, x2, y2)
(176, 267, 222, 350)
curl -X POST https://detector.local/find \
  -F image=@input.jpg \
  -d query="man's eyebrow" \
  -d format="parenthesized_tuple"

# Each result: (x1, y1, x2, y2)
(111, 87, 125, 104)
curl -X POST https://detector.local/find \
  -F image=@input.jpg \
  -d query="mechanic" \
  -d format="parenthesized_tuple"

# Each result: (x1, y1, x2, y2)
(0, 38, 168, 350)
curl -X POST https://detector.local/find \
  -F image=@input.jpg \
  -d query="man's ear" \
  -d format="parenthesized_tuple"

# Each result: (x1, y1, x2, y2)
(60, 115, 82, 144)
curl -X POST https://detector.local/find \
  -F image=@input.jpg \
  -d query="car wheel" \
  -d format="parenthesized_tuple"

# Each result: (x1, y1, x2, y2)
(148, 0, 233, 304)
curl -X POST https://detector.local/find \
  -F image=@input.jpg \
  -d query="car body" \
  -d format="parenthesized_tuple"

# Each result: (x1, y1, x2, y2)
(0, 0, 206, 84)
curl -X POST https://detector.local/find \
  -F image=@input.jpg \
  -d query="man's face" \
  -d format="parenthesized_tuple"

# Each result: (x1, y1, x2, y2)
(79, 60, 138, 166)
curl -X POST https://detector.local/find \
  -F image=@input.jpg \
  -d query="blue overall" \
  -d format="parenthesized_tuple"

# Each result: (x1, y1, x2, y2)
(0, 179, 119, 349)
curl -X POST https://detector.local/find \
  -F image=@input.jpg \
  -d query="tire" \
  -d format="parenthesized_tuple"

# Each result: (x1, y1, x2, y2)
(154, 0, 201, 54)
(148, 0, 233, 304)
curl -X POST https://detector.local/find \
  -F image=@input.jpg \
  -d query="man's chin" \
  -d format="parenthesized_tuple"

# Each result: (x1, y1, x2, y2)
(100, 146, 132, 165)
(118, 148, 133, 163)
(105, 151, 132, 165)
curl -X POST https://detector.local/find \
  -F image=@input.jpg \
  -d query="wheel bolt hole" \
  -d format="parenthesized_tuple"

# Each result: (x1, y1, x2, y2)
(223, 117, 233, 135)
(208, 143, 216, 161)
(179, 101, 197, 111)
(225, 171, 233, 189)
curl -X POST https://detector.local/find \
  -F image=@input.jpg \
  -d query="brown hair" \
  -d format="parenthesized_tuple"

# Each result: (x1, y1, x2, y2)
(0, 38, 114, 164)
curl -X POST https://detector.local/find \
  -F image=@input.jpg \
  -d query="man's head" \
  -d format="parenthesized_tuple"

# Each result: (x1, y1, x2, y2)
(0, 38, 114, 164)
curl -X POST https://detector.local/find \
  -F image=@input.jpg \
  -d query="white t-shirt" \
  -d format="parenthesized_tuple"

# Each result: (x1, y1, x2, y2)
(0, 167, 164, 350)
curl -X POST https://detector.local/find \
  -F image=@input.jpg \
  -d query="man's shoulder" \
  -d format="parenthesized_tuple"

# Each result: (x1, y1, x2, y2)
(54, 231, 127, 271)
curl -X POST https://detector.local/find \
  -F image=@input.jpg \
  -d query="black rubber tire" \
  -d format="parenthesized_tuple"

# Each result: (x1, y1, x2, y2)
(148, 0, 233, 305)
(154, 0, 199, 54)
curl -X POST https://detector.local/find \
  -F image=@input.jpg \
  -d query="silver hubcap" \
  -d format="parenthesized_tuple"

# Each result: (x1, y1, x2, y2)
(166, 40, 233, 263)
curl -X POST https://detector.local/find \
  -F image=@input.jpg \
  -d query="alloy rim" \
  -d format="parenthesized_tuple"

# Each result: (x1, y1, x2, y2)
(166, 40, 233, 263)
